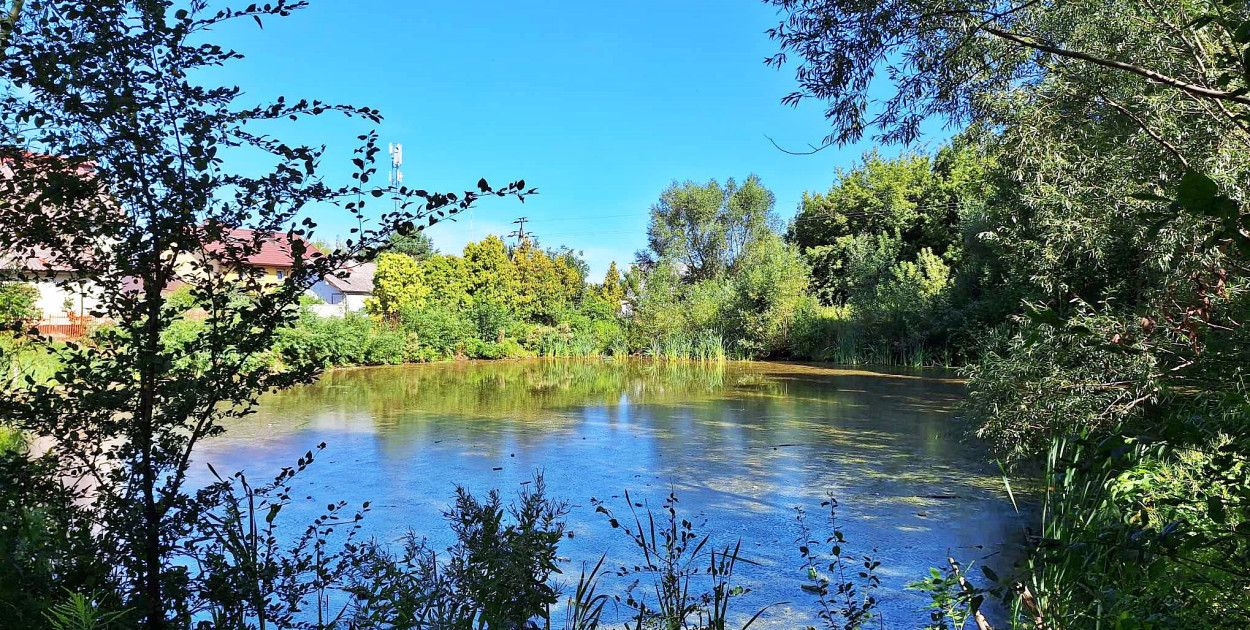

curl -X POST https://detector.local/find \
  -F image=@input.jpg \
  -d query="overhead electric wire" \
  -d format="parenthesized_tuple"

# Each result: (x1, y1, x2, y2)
(469, 201, 973, 243)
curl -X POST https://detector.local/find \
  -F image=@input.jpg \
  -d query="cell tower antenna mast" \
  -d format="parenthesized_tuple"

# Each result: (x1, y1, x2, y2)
(388, 143, 403, 214)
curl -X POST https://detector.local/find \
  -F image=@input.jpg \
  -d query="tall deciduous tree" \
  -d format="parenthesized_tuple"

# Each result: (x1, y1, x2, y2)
(768, 1, 1250, 623)
(387, 230, 436, 261)
(463, 235, 519, 308)
(641, 175, 776, 281)
(766, 0, 1250, 153)
(0, 2, 528, 627)
(787, 144, 990, 305)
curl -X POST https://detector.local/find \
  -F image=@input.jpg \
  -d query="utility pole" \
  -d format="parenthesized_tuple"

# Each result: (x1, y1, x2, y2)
(508, 216, 531, 246)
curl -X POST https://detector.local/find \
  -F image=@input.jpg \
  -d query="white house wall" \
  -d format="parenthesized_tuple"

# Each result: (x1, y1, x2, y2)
(30, 276, 101, 319)
(305, 281, 369, 317)
(342, 293, 369, 313)
(308, 280, 345, 306)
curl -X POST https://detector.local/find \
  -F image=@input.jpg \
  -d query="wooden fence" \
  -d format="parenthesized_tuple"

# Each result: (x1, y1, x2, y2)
(35, 315, 96, 340)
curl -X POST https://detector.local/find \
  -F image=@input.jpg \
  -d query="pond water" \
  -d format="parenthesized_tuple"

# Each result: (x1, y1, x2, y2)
(193, 359, 1023, 627)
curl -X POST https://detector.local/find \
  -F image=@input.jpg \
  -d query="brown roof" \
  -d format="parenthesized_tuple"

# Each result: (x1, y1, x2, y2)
(203, 228, 321, 268)
(325, 261, 375, 294)
(1, 153, 109, 274)
(0, 245, 78, 272)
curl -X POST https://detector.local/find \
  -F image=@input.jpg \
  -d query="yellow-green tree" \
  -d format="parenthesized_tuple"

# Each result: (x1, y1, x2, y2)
(551, 251, 584, 301)
(511, 240, 583, 323)
(367, 253, 430, 318)
(422, 253, 473, 309)
(598, 261, 625, 307)
(511, 239, 555, 321)
(463, 235, 518, 307)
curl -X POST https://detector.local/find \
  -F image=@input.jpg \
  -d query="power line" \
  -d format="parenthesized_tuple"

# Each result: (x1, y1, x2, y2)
(521, 213, 645, 223)
(537, 229, 640, 238)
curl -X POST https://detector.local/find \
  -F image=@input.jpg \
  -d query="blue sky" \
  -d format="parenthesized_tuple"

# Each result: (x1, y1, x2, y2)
(211, 1, 950, 278)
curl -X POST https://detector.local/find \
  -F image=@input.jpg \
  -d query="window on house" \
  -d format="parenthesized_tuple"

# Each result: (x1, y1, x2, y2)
(276, 270, 285, 280)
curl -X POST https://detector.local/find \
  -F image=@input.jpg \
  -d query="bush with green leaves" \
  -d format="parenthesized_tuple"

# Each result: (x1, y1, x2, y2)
(0, 281, 41, 324)
(0, 452, 119, 627)
(963, 305, 1160, 462)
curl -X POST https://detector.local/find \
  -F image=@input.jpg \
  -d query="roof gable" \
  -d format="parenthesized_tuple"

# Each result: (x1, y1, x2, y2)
(324, 261, 375, 294)
(204, 228, 320, 268)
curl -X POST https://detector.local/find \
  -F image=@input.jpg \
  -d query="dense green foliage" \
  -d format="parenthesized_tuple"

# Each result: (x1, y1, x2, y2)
(313, 236, 625, 363)
(385, 231, 435, 262)
(0, 1, 529, 628)
(768, 0, 1250, 627)
(284, 186, 818, 364)
(784, 141, 1000, 364)
(0, 280, 40, 324)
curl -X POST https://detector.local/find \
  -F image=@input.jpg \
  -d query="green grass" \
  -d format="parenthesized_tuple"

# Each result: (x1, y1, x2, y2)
(641, 333, 728, 362)
(0, 425, 25, 455)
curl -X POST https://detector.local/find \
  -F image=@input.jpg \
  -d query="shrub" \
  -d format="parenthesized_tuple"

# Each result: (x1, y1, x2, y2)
(468, 297, 513, 342)
(964, 309, 1158, 461)
(402, 303, 474, 359)
(0, 425, 23, 455)
(0, 281, 41, 324)
(856, 247, 951, 344)
(0, 452, 118, 627)
(363, 326, 412, 365)
(274, 313, 386, 368)
(726, 234, 810, 357)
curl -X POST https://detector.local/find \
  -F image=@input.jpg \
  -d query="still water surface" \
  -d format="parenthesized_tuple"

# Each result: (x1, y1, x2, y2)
(194, 359, 1021, 627)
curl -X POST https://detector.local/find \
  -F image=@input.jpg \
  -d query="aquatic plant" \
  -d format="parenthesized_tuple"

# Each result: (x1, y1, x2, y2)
(794, 496, 881, 630)
(592, 490, 777, 630)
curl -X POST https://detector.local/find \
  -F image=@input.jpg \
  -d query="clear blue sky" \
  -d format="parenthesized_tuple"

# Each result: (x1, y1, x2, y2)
(210, 1, 950, 278)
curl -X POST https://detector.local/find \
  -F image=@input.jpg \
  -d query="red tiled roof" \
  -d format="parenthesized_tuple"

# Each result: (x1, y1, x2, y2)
(203, 228, 320, 268)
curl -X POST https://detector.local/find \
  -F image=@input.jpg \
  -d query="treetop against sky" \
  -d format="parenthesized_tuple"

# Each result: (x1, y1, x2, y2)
(204, 0, 950, 277)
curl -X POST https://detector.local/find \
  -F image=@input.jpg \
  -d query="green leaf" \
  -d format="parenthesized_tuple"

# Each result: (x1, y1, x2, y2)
(1024, 303, 1062, 327)
(1146, 217, 1174, 239)
(1187, 14, 1217, 29)
(1234, 21, 1250, 44)
(1208, 496, 1227, 524)
(1175, 170, 1219, 212)
(980, 565, 1000, 583)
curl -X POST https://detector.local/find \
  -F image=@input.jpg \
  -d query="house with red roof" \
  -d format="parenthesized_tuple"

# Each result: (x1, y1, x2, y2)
(2, 154, 373, 324)
(0, 245, 101, 322)
(175, 228, 374, 314)
(0, 154, 108, 324)
(178, 228, 319, 286)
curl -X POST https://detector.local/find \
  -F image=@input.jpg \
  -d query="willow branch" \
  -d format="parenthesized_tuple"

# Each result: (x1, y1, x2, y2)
(1098, 92, 1190, 169)
(982, 26, 1250, 106)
